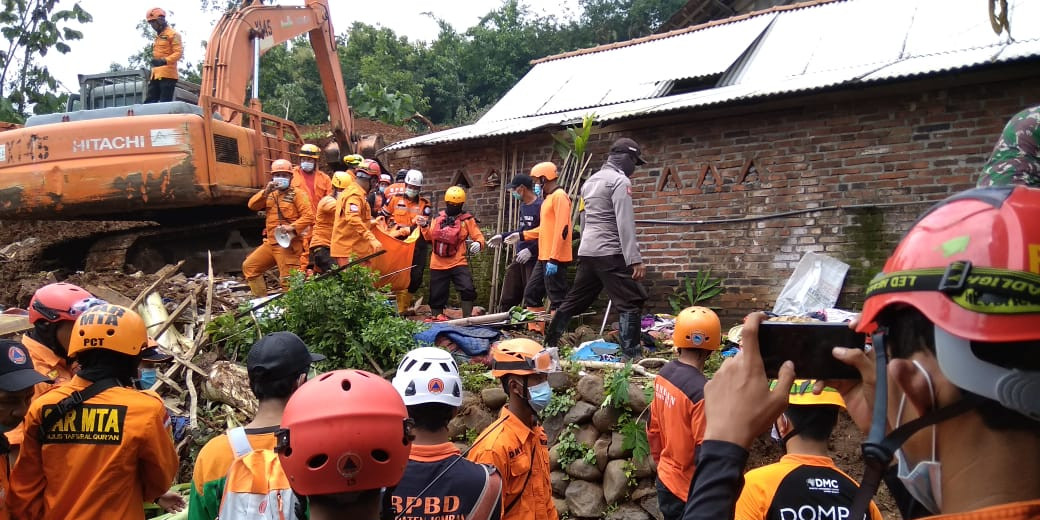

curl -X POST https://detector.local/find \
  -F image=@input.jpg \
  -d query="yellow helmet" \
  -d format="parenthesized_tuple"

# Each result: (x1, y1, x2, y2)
(331, 171, 352, 189)
(531, 162, 558, 181)
(491, 339, 559, 378)
(68, 304, 147, 358)
(344, 154, 364, 167)
(772, 380, 846, 408)
(299, 144, 321, 159)
(445, 186, 466, 204)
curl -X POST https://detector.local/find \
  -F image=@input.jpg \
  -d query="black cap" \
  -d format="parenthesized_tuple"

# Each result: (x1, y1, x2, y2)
(610, 137, 647, 165)
(0, 339, 50, 392)
(396, 169, 409, 182)
(141, 338, 174, 363)
(246, 332, 325, 381)
(506, 174, 534, 190)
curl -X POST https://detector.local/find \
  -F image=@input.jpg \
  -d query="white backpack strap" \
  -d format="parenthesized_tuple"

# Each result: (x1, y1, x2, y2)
(227, 427, 253, 458)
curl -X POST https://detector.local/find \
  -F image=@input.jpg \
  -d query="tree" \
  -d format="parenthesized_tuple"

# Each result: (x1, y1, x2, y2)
(575, 0, 687, 44)
(338, 22, 429, 117)
(0, 0, 91, 122)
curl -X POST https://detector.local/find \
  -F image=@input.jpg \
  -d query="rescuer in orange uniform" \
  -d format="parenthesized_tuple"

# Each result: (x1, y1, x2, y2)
(420, 186, 484, 319)
(7, 283, 106, 451)
(309, 171, 351, 273)
(330, 161, 382, 265)
(292, 143, 333, 268)
(383, 169, 432, 313)
(646, 306, 721, 520)
(242, 159, 315, 296)
(368, 170, 392, 217)
(10, 304, 179, 520)
(0, 339, 52, 520)
(144, 8, 182, 103)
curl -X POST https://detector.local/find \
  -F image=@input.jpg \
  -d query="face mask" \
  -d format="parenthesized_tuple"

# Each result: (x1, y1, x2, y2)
(405, 188, 419, 198)
(138, 368, 157, 389)
(273, 176, 290, 190)
(511, 190, 522, 201)
(526, 381, 552, 414)
(444, 203, 463, 217)
(610, 153, 637, 177)
(533, 184, 542, 197)
(378, 185, 387, 194)
(300, 161, 315, 173)
(894, 359, 942, 514)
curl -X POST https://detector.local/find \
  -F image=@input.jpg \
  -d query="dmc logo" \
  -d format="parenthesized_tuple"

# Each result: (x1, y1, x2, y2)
(809, 478, 839, 489)
(7, 346, 26, 365)
(428, 378, 444, 394)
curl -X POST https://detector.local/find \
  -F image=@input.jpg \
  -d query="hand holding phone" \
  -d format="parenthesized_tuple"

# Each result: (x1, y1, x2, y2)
(757, 321, 866, 379)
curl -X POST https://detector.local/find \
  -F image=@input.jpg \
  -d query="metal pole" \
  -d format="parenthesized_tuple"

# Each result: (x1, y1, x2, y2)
(252, 36, 260, 100)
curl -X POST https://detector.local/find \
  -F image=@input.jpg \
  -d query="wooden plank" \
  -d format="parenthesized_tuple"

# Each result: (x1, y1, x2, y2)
(0, 315, 31, 337)
(84, 284, 133, 307)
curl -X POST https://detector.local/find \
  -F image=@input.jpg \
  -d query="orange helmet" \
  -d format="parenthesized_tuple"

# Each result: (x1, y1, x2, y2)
(491, 339, 559, 378)
(277, 370, 410, 495)
(299, 144, 321, 159)
(362, 159, 382, 176)
(68, 304, 147, 358)
(673, 306, 721, 350)
(445, 186, 466, 204)
(531, 162, 558, 182)
(271, 159, 293, 174)
(146, 7, 165, 21)
(28, 283, 102, 324)
(331, 171, 352, 189)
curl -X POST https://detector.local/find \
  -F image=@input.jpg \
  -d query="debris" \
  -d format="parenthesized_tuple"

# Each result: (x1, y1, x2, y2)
(84, 284, 133, 307)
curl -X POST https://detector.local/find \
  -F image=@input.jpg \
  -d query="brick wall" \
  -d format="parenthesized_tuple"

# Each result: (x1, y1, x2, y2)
(385, 74, 1039, 326)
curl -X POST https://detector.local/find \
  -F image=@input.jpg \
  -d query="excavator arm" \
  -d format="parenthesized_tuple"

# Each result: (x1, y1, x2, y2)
(201, 0, 355, 155)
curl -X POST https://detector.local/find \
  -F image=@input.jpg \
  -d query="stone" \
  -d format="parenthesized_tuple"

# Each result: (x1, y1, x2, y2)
(548, 371, 572, 390)
(565, 480, 606, 518)
(447, 416, 467, 440)
(603, 459, 632, 504)
(550, 470, 569, 496)
(553, 497, 569, 517)
(542, 411, 567, 444)
(576, 374, 605, 406)
(627, 382, 650, 413)
(631, 480, 656, 501)
(632, 454, 654, 478)
(453, 442, 469, 453)
(563, 401, 597, 425)
(592, 405, 622, 433)
(606, 503, 651, 520)
(640, 495, 664, 520)
(565, 458, 602, 481)
(593, 436, 611, 472)
(480, 387, 507, 410)
(460, 406, 494, 434)
(460, 391, 481, 412)
(548, 444, 561, 471)
(575, 423, 599, 446)
(638, 357, 668, 370)
(608, 431, 632, 459)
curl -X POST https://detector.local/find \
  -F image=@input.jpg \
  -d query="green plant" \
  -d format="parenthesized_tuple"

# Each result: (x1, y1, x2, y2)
(205, 304, 272, 361)
(556, 424, 595, 469)
(543, 387, 575, 418)
(622, 460, 638, 488)
(465, 428, 479, 445)
(459, 362, 495, 393)
(617, 412, 651, 463)
(669, 269, 725, 313)
(602, 363, 633, 409)
(703, 350, 724, 378)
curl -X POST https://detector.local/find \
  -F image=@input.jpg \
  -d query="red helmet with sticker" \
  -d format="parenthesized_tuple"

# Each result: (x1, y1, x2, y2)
(28, 283, 102, 324)
(277, 370, 410, 495)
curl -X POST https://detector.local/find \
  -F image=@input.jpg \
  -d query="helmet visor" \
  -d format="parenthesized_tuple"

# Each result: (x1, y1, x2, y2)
(495, 347, 560, 374)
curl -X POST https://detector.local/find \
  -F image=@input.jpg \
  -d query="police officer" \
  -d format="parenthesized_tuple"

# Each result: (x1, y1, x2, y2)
(543, 138, 649, 360)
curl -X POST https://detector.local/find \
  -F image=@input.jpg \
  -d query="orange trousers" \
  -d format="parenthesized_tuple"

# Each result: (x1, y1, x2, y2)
(242, 241, 302, 288)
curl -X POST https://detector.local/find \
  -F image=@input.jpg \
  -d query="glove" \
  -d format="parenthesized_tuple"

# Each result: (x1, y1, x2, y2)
(150, 58, 166, 67)
(488, 234, 503, 248)
(544, 261, 558, 276)
(369, 238, 383, 252)
(503, 232, 521, 246)
(515, 248, 532, 264)
(469, 241, 482, 255)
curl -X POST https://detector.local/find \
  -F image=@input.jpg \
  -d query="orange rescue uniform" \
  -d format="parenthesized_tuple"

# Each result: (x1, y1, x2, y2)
(310, 194, 338, 250)
(421, 212, 485, 271)
(520, 188, 573, 263)
(330, 179, 379, 261)
(5, 335, 74, 447)
(188, 428, 280, 520)
(150, 26, 182, 80)
(383, 193, 432, 230)
(467, 408, 557, 520)
(10, 376, 179, 520)
(0, 451, 9, 520)
(735, 453, 883, 520)
(242, 187, 314, 285)
(647, 359, 707, 502)
(291, 167, 333, 265)
(385, 182, 407, 200)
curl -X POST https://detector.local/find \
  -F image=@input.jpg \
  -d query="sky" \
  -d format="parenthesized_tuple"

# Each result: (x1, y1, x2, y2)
(44, 0, 584, 93)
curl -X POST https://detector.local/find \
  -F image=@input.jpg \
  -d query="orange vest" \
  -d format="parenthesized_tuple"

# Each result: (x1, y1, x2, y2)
(330, 181, 377, 259)
(150, 26, 182, 80)
(421, 212, 485, 271)
(247, 187, 314, 246)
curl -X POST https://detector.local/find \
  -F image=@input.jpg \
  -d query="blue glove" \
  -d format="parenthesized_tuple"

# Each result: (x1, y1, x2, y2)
(545, 261, 558, 276)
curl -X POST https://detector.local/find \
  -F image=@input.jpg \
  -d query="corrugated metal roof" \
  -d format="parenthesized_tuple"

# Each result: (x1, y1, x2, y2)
(384, 0, 1039, 152)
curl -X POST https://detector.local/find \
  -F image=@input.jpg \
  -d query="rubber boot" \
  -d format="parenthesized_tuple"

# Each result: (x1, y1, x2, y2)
(461, 301, 474, 318)
(526, 306, 546, 333)
(543, 311, 571, 349)
(396, 290, 412, 315)
(246, 277, 267, 297)
(618, 311, 643, 361)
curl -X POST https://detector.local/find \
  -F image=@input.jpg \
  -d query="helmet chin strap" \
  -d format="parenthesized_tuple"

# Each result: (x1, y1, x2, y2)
(850, 330, 983, 519)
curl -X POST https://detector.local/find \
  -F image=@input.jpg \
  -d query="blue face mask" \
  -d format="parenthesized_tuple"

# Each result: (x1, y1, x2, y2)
(526, 381, 552, 414)
(511, 190, 522, 201)
(273, 177, 290, 190)
(139, 368, 157, 389)
(533, 184, 542, 197)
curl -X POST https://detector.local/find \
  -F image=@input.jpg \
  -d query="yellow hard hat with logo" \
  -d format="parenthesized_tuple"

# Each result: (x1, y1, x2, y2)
(68, 304, 148, 358)
(771, 379, 846, 408)
(299, 144, 321, 159)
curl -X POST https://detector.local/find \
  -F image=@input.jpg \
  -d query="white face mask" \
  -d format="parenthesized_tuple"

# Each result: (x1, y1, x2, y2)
(894, 359, 942, 514)
(405, 188, 419, 198)
(300, 161, 315, 172)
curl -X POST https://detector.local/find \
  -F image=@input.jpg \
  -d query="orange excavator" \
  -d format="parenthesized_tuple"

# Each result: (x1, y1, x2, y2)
(0, 0, 379, 274)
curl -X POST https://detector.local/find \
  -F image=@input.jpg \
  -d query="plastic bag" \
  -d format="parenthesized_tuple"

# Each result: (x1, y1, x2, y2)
(772, 252, 850, 316)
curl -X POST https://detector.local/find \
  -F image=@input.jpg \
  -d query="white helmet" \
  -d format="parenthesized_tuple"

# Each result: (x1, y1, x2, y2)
(391, 347, 463, 407)
(404, 169, 423, 187)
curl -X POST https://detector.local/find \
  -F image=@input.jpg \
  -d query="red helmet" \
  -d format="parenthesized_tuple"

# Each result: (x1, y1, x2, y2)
(28, 283, 102, 324)
(146, 7, 165, 21)
(277, 370, 410, 496)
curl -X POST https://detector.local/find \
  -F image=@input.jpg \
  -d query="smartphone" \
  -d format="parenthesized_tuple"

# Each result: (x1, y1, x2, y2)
(757, 321, 866, 380)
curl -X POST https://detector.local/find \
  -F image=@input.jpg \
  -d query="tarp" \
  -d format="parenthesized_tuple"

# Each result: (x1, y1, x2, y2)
(369, 224, 419, 292)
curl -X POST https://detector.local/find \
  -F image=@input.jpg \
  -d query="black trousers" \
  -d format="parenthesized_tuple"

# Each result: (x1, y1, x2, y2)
(522, 260, 570, 310)
(310, 246, 334, 273)
(498, 259, 535, 312)
(145, 78, 176, 103)
(429, 266, 476, 311)
(656, 477, 685, 520)
(408, 237, 429, 294)
(556, 255, 647, 315)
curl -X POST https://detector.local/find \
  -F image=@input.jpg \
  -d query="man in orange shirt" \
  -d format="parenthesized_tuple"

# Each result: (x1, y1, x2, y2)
(144, 8, 182, 103)
(331, 161, 382, 265)
(467, 339, 559, 520)
(309, 171, 351, 273)
(292, 144, 333, 269)
(383, 169, 432, 313)
(242, 158, 315, 296)
(419, 186, 484, 319)
(10, 304, 179, 520)
(0, 339, 52, 520)
(647, 306, 721, 520)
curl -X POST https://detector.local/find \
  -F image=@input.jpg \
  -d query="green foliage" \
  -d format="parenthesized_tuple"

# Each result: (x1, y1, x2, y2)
(205, 305, 270, 361)
(350, 82, 417, 126)
(669, 269, 725, 313)
(555, 424, 595, 469)
(601, 362, 632, 409)
(543, 387, 576, 418)
(617, 412, 650, 462)
(459, 362, 495, 393)
(703, 350, 723, 378)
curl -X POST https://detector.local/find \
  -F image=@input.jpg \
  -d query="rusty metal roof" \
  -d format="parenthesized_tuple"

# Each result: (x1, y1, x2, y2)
(383, 0, 1039, 152)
